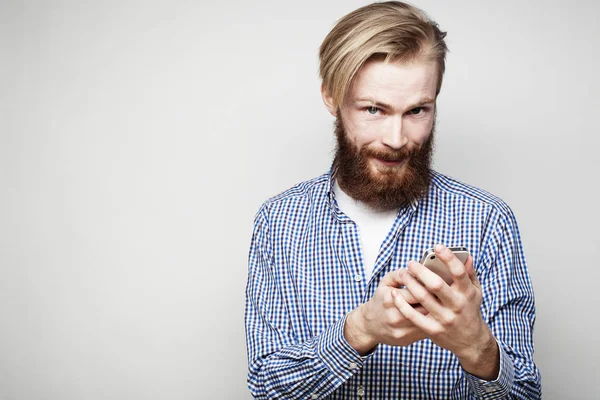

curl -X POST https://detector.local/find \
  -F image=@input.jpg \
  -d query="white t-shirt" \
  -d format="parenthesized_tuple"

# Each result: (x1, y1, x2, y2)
(333, 180, 398, 279)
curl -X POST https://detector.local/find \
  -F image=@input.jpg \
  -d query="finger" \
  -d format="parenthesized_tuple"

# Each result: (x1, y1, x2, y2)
(398, 288, 418, 304)
(406, 260, 460, 307)
(414, 304, 429, 316)
(379, 269, 406, 288)
(391, 289, 427, 309)
(434, 244, 471, 292)
(392, 284, 441, 334)
(399, 268, 446, 317)
(463, 255, 481, 290)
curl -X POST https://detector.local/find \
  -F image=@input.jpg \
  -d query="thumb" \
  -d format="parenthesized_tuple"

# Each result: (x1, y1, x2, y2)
(379, 268, 405, 288)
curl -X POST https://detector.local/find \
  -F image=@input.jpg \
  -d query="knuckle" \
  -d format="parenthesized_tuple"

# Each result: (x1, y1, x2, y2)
(429, 280, 444, 294)
(429, 325, 444, 336)
(440, 313, 456, 328)
(387, 311, 401, 326)
(398, 269, 409, 280)
(452, 297, 466, 311)
(376, 288, 391, 302)
(392, 328, 409, 341)
(400, 288, 415, 303)
(382, 295, 393, 308)
(403, 310, 416, 323)
(390, 330, 402, 341)
(413, 291, 428, 304)
(440, 248, 455, 262)
(465, 289, 477, 302)
(453, 269, 467, 280)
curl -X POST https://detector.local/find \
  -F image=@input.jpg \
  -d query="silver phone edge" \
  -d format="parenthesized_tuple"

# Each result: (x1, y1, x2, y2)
(419, 247, 469, 264)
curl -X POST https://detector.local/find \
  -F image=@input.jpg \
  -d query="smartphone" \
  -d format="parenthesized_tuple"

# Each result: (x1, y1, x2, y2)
(419, 247, 470, 285)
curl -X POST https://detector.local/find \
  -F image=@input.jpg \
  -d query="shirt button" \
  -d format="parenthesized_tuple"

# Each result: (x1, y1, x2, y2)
(311, 394, 318, 399)
(357, 385, 365, 396)
(348, 362, 358, 369)
(354, 274, 362, 282)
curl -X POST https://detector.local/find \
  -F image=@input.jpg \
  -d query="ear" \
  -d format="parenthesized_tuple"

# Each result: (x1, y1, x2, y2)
(320, 83, 337, 117)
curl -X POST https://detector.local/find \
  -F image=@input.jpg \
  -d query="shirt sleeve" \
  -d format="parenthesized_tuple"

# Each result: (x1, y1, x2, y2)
(453, 208, 542, 399)
(245, 207, 367, 399)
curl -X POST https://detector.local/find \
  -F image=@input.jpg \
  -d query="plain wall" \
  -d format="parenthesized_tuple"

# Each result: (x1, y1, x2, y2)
(1, 0, 599, 399)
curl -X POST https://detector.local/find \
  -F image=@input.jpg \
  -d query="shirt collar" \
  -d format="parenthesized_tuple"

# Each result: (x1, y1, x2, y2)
(326, 164, 346, 222)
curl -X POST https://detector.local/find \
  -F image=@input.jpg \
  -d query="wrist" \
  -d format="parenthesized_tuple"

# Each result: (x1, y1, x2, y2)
(458, 330, 500, 381)
(344, 305, 378, 355)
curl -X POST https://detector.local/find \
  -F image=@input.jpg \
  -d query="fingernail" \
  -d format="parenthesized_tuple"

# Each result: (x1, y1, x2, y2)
(434, 244, 444, 252)
(407, 261, 414, 269)
(391, 289, 397, 297)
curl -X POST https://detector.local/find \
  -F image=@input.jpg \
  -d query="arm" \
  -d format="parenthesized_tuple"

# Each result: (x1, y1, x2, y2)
(245, 208, 364, 399)
(245, 207, 428, 398)
(392, 211, 541, 399)
(457, 211, 541, 399)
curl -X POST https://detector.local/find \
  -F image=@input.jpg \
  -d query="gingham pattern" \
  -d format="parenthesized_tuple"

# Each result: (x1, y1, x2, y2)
(245, 170, 541, 399)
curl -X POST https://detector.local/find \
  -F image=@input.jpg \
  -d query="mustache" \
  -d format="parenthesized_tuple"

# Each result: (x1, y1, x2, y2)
(362, 145, 416, 162)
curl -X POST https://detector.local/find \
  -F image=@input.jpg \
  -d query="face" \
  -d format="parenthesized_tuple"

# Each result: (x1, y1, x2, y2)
(322, 58, 439, 210)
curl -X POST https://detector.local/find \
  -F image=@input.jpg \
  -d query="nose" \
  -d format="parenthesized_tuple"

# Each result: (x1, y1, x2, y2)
(381, 115, 408, 149)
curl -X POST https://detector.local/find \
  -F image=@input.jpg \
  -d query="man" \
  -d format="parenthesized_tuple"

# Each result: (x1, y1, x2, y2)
(245, 2, 541, 398)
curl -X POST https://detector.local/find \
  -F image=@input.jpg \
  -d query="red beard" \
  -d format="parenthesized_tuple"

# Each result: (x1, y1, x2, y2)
(333, 116, 434, 210)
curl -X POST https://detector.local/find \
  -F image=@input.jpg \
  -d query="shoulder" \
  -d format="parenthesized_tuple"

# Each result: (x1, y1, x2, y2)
(254, 173, 330, 222)
(431, 171, 510, 212)
(429, 170, 514, 218)
(267, 173, 329, 205)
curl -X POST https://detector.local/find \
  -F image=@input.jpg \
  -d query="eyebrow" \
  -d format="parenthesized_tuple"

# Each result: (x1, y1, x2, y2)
(354, 97, 435, 111)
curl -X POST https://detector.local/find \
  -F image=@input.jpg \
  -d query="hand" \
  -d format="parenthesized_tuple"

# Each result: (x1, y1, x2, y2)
(392, 244, 500, 380)
(344, 269, 428, 355)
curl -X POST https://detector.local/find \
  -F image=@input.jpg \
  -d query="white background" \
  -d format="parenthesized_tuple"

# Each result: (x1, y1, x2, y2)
(1, 0, 599, 399)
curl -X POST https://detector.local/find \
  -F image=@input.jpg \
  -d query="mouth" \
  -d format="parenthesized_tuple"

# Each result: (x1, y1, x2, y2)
(372, 157, 406, 168)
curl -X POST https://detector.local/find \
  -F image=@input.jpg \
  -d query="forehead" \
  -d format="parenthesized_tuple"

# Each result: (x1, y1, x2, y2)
(349, 58, 438, 107)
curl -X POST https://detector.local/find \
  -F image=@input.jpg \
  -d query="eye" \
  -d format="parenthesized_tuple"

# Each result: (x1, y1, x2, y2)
(410, 107, 424, 115)
(366, 106, 381, 115)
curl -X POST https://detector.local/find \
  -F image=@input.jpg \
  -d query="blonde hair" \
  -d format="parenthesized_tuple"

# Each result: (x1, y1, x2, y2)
(319, 1, 448, 109)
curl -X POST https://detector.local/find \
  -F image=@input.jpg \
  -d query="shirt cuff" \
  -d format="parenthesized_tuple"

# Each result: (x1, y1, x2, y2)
(316, 312, 371, 381)
(463, 339, 514, 398)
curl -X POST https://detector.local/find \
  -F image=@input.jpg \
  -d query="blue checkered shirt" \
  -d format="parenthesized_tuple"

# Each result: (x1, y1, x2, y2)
(245, 170, 541, 399)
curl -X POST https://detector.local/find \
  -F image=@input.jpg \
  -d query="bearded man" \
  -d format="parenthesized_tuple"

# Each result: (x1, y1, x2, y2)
(245, 2, 541, 399)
